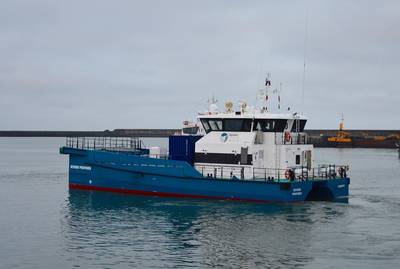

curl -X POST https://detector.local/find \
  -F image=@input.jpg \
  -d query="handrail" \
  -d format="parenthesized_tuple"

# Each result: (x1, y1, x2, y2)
(65, 137, 144, 152)
(275, 132, 308, 145)
(194, 163, 349, 182)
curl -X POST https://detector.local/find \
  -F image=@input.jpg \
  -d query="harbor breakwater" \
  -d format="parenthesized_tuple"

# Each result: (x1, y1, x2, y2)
(1, 129, 399, 148)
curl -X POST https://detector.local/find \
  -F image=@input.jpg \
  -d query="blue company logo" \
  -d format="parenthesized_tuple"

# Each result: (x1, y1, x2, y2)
(220, 132, 229, 142)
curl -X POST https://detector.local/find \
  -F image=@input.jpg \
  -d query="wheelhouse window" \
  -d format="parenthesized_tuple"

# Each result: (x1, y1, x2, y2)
(242, 119, 252, 132)
(208, 119, 222, 131)
(223, 119, 252, 132)
(291, 120, 307, 132)
(201, 119, 210, 132)
(254, 119, 287, 132)
(224, 119, 242, 131)
(200, 118, 253, 133)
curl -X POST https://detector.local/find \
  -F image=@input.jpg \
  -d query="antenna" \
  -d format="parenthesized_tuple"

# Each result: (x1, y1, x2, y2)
(207, 94, 218, 113)
(264, 73, 271, 112)
(278, 82, 282, 111)
(301, 5, 309, 112)
(207, 94, 218, 105)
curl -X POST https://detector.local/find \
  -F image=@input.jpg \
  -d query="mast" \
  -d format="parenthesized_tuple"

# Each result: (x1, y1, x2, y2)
(301, 5, 309, 112)
(262, 73, 271, 112)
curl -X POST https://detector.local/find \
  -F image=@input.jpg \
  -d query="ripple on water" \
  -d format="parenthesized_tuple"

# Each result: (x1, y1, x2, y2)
(1, 142, 400, 268)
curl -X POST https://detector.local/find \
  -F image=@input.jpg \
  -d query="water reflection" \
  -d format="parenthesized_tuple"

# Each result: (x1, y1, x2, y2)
(61, 190, 338, 268)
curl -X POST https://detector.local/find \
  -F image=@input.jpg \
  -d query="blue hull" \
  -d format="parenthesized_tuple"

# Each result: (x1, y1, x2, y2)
(60, 147, 350, 203)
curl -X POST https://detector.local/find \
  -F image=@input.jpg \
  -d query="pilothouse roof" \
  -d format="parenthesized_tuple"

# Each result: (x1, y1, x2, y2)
(198, 111, 308, 121)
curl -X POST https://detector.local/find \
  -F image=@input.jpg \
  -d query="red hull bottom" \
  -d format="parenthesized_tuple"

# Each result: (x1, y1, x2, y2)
(69, 183, 274, 203)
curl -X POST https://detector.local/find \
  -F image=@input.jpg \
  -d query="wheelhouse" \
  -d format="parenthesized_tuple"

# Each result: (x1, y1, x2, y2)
(199, 115, 307, 134)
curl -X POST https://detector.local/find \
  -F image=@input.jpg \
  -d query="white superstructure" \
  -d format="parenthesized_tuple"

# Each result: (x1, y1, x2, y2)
(193, 80, 314, 180)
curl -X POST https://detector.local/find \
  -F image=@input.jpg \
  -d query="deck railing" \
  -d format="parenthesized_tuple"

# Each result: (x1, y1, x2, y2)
(195, 164, 349, 182)
(275, 132, 308, 145)
(65, 137, 144, 152)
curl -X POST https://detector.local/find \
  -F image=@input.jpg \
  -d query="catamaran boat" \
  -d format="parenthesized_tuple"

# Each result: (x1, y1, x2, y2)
(60, 80, 350, 203)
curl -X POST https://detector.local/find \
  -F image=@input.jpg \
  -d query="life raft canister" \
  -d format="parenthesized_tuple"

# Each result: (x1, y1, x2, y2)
(284, 131, 291, 142)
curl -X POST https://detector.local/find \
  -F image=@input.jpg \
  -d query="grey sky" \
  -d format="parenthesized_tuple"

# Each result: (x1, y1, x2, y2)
(0, 0, 399, 130)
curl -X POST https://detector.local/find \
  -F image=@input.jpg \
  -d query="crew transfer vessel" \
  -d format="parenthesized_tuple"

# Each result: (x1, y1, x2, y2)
(60, 80, 350, 202)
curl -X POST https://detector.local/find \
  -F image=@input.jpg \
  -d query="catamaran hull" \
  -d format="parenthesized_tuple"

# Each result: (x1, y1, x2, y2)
(61, 147, 350, 203)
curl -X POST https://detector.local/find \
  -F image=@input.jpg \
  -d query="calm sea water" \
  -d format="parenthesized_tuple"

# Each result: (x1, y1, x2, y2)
(0, 138, 399, 269)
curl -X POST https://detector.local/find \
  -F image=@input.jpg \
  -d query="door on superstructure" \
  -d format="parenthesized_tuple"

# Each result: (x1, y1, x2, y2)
(304, 150, 312, 169)
(240, 147, 248, 165)
(285, 148, 302, 168)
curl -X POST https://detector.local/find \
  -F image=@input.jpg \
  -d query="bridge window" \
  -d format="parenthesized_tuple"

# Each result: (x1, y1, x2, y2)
(223, 119, 252, 132)
(201, 119, 210, 132)
(242, 119, 252, 131)
(254, 119, 287, 132)
(200, 118, 253, 133)
(291, 120, 307, 132)
(208, 119, 222, 131)
(224, 119, 242, 131)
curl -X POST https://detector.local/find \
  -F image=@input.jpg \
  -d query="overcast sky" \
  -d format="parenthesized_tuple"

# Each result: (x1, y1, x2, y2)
(0, 0, 399, 130)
